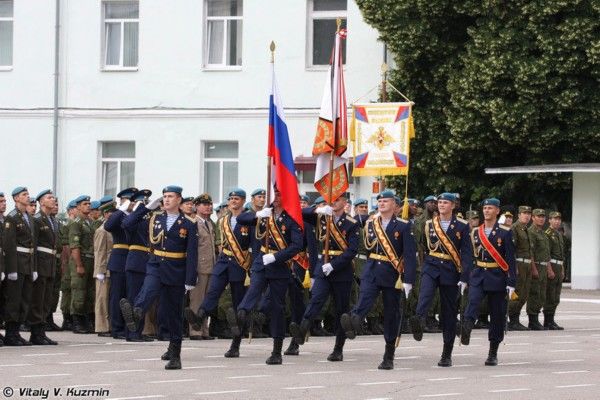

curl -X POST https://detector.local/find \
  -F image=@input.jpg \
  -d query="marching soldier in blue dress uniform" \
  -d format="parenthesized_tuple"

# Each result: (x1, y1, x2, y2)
(461, 198, 516, 366)
(340, 190, 417, 370)
(410, 193, 472, 367)
(103, 187, 138, 340)
(120, 186, 198, 370)
(289, 193, 360, 362)
(185, 188, 252, 358)
(228, 188, 303, 365)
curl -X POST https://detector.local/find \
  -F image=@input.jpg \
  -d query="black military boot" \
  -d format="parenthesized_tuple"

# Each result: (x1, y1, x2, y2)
(528, 314, 544, 331)
(61, 314, 73, 331)
(311, 320, 331, 337)
(88, 313, 96, 333)
(378, 343, 395, 370)
(485, 341, 500, 366)
(543, 311, 550, 329)
(120, 298, 142, 332)
(3, 322, 24, 346)
(72, 315, 88, 334)
(265, 338, 283, 365)
(424, 316, 442, 333)
(284, 338, 300, 356)
(327, 336, 345, 362)
(224, 336, 242, 358)
(410, 315, 425, 341)
(548, 312, 564, 330)
(474, 315, 489, 329)
(46, 314, 62, 331)
(29, 324, 48, 345)
(437, 342, 453, 367)
(340, 313, 362, 340)
(461, 318, 474, 345)
(184, 307, 206, 332)
(227, 308, 246, 338)
(289, 318, 310, 345)
(164, 342, 182, 370)
(401, 317, 411, 334)
(508, 313, 529, 331)
(161, 342, 174, 361)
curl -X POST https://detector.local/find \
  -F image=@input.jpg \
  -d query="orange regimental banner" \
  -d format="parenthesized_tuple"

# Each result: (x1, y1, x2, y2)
(292, 252, 310, 270)
(478, 225, 509, 272)
(432, 216, 461, 272)
(314, 167, 348, 204)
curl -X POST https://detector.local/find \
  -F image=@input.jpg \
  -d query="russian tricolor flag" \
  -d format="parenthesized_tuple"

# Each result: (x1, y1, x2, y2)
(268, 63, 304, 231)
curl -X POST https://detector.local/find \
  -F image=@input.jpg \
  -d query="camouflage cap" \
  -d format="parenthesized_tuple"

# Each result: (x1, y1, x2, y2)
(548, 211, 562, 219)
(466, 210, 479, 219)
(518, 205, 532, 214)
(532, 208, 545, 216)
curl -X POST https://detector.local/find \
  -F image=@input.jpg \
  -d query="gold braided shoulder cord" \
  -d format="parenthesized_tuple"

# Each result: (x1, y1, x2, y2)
(255, 216, 267, 240)
(364, 220, 377, 250)
(470, 228, 481, 258)
(425, 219, 440, 252)
(148, 212, 164, 246)
(317, 215, 328, 242)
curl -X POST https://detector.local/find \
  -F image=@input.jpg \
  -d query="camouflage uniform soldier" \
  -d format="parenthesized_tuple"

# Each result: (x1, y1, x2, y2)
(59, 200, 77, 330)
(526, 209, 551, 330)
(508, 206, 533, 331)
(543, 211, 565, 330)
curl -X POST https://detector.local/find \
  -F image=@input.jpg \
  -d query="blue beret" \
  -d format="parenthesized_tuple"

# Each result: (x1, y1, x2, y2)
(423, 195, 437, 202)
(376, 190, 395, 200)
(394, 196, 402, 205)
(353, 198, 368, 206)
(131, 189, 152, 202)
(181, 196, 194, 203)
(74, 195, 90, 204)
(90, 201, 101, 210)
(300, 194, 310, 202)
(99, 195, 113, 205)
(0, 192, 4, 197)
(67, 200, 77, 209)
(438, 192, 457, 202)
(11, 186, 28, 196)
(482, 198, 501, 207)
(244, 202, 251, 210)
(216, 201, 228, 211)
(314, 196, 325, 205)
(408, 198, 419, 205)
(29, 197, 37, 205)
(35, 189, 53, 202)
(228, 188, 246, 199)
(162, 185, 183, 195)
(251, 188, 266, 197)
(117, 187, 138, 199)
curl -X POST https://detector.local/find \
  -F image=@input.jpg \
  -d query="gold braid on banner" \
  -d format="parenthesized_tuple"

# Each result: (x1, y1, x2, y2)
(221, 215, 251, 270)
(431, 216, 462, 273)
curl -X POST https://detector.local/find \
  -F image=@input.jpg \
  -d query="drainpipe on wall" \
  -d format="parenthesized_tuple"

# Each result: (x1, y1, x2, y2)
(52, 0, 60, 193)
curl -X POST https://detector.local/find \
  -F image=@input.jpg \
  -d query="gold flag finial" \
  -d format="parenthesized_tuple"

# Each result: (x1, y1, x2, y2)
(336, 18, 342, 32)
(381, 63, 389, 74)
(270, 41, 276, 63)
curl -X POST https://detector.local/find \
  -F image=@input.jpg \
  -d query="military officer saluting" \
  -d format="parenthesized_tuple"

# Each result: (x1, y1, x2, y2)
(340, 190, 417, 370)
(120, 186, 198, 370)
(410, 193, 472, 367)
(461, 198, 516, 366)
(3, 187, 36, 346)
(289, 192, 360, 362)
(30, 189, 60, 345)
(185, 189, 252, 358)
(508, 205, 534, 331)
(544, 211, 565, 330)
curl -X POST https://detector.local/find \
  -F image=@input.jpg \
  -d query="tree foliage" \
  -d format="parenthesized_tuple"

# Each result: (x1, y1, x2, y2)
(355, 0, 600, 215)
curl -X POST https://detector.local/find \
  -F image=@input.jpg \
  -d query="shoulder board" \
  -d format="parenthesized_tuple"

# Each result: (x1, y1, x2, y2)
(545, 228, 552, 235)
(345, 215, 357, 224)
(74, 217, 81, 223)
(456, 217, 468, 224)
(151, 211, 162, 216)
(34, 212, 42, 220)
(8, 209, 17, 217)
(499, 225, 510, 231)
(396, 217, 409, 223)
(184, 215, 196, 223)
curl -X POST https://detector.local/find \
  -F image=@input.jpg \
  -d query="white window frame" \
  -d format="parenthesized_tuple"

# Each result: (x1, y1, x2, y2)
(99, 142, 136, 197)
(203, 0, 243, 71)
(202, 141, 239, 203)
(101, 0, 139, 71)
(0, 0, 13, 71)
(306, 0, 347, 70)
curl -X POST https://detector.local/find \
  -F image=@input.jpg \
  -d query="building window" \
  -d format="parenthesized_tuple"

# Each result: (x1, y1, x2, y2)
(307, 0, 347, 67)
(204, 0, 243, 68)
(101, 142, 135, 196)
(0, 0, 13, 68)
(203, 141, 238, 203)
(103, 1, 139, 69)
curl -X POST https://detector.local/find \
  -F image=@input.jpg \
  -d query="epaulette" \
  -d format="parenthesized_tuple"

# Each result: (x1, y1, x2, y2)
(184, 215, 196, 223)
(151, 210, 162, 216)
(545, 228, 552, 235)
(499, 225, 510, 231)
(456, 217, 468, 224)
(74, 217, 81, 223)
(396, 217, 409, 223)
(345, 215, 356, 224)
(8, 209, 17, 217)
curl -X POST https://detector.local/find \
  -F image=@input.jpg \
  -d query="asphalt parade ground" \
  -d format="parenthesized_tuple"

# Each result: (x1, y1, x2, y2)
(2, 287, 600, 400)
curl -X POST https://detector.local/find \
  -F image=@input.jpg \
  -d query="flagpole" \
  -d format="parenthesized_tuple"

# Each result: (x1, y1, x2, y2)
(265, 41, 275, 250)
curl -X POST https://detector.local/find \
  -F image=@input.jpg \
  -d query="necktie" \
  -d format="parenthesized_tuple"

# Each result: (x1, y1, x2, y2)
(23, 213, 31, 229)
(204, 219, 210, 231)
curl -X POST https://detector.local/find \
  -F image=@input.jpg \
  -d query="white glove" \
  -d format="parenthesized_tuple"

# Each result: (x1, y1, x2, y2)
(403, 283, 412, 299)
(458, 281, 467, 295)
(146, 197, 162, 210)
(0, 272, 4, 281)
(185, 285, 195, 293)
(256, 207, 272, 218)
(96, 273, 105, 282)
(262, 253, 276, 265)
(507, 286, 515, 299)
(322, 263, 334, 276)
(316, 205, 333, 216)
(7, 272, 18, 281)
(310, 278, 315, 290)
(32, 271, 38, 282)
(118, 199, 131, 213)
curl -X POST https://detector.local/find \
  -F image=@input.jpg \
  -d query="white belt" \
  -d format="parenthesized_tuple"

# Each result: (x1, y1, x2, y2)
(16, 246, 34, 254)
(538, 261, 549, 266)
(550, 259, 564, 265)
(516, 258, 531, 264)
(356, 254, 367, 260)
(37, 246, 57, 255)
(82, 253, 94, 259)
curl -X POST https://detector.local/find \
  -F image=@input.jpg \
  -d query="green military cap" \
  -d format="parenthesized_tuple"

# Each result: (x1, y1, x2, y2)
(194, 193, 213, 205)
(532, 208, 545, 216)
(99, 201, 117, 213)
(518, 205, 532, 214)
(466, 210, 479, 219)
(503, 211, 513, 218)
(548, 211, 561, 219)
